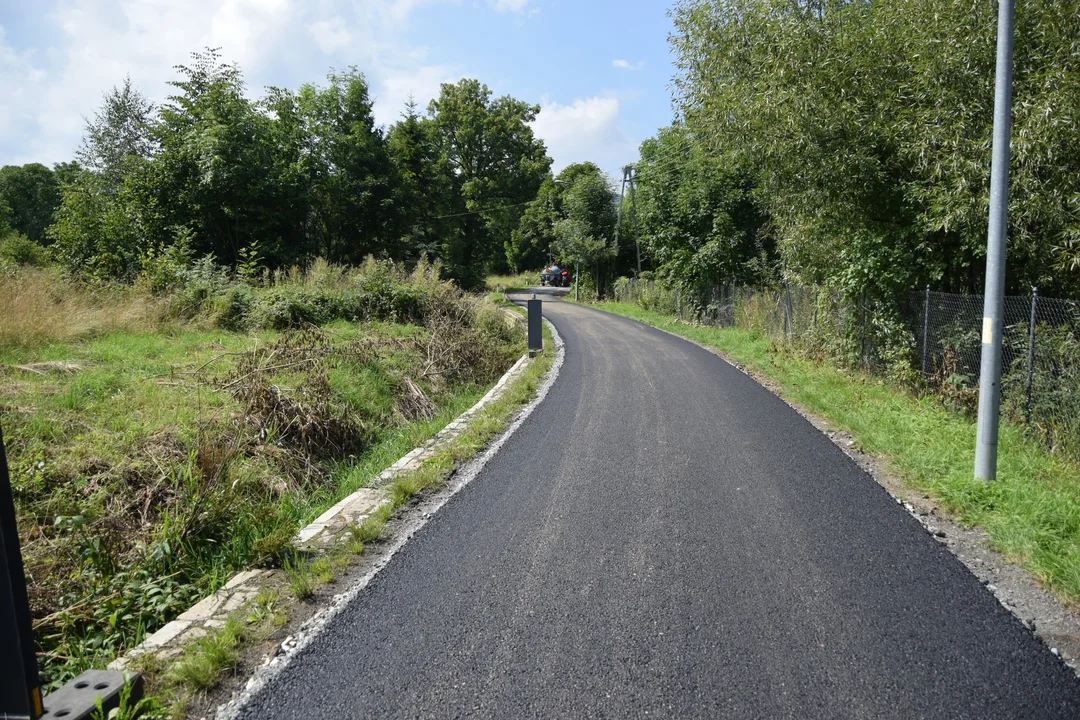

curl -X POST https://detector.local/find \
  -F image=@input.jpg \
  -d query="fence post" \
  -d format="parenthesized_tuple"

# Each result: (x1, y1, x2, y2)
(731, 280, 737, 328)
(922, 285, 931, 376)
(1025, 286, 1038, 424)
(783, 285, 793, 342)
(861, 293, 869, 368)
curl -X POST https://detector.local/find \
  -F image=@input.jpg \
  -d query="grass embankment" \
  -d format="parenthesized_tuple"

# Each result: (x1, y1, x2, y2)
(139, 299, 553, 718)
(585, 300, 1080, 606)
(0, 259, 523, 689)
(484, 270, 539, 294)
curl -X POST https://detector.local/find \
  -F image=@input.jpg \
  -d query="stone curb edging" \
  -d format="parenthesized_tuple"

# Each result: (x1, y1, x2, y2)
(294, 353, 529, 549)
(108, 313, 537, 672)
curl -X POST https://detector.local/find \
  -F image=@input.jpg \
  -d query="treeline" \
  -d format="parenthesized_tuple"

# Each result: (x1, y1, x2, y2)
(630, 0, 1080, 301)
(0, 49, 557, 290)
(510, 160, 642, 293)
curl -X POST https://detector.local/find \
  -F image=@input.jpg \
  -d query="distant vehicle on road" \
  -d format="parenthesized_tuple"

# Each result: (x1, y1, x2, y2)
(540, 265, 570, 287)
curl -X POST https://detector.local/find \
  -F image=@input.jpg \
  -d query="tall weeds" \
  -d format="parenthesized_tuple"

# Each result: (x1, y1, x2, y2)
(0, 268, 151, 347)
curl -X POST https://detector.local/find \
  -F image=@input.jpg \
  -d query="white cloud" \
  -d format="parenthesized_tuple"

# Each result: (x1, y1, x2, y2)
(490, 0, 528, 13)
(374, 63, 460, 125)
(612, 58, 645, 70)
(0, 28, 43, 141)
(306, 17, 353, 55)
(0, 0, 475, 165)
(1, 0, 303, 164)
(530, 96, 637, 179)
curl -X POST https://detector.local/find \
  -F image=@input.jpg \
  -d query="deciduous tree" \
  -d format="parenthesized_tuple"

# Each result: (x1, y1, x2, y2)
(429, 79, 551, 288)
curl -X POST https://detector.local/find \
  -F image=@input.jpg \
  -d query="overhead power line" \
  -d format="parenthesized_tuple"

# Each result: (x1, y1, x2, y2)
(432, 200, 533, 220)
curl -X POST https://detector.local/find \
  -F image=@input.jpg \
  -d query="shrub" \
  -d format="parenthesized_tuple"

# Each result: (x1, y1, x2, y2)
(49, 173, 144, 280)
(0, 231, 49, 266)
(136, 233, 194, 295)
(212, 284, 254, 330)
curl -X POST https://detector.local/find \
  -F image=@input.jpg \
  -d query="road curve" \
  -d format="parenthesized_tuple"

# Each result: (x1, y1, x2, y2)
(235, 296, 1080, 719)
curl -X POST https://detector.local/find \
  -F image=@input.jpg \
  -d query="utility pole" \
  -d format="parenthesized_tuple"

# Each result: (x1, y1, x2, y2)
(614, 168, 628, 256)
(974, 0, 1017, 481)
(627, 165, 642, 277)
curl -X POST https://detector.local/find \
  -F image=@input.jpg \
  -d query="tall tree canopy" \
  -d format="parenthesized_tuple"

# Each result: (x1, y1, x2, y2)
(634, 125, 771, 289)
(0, 163, 62, 244)
(144, 48, 294, 266)
(267, 69, 398, 264)
(387, 100, 452, 263)
(76, 77, 155, 191)
(508, 177, 560, 271)
(429, 79, 551, 288)
(670, 0, 1080, 298)
(551, 163, 618, 293)
(39, 49, 556, 286)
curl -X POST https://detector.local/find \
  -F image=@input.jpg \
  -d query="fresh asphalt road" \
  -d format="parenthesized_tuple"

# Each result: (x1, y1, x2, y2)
(236, 294, 1080, 719)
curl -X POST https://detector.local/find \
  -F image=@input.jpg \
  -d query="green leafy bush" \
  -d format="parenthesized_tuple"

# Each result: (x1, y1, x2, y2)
(247, 278, 427, 330)
(136, 232, 194, 295)
(0, 231, 49, 266)
(211, 284, 255, 331)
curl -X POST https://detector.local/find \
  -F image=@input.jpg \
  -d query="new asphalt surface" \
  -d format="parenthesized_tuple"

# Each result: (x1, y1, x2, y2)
(235, 294, 1080, 719)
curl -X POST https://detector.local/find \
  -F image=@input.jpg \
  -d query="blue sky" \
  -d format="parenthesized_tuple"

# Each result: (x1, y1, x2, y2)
(0, 0, 679, 180)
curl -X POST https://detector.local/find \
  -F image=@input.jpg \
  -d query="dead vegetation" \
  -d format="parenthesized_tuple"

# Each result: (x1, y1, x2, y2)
(221, 327, 373, 458)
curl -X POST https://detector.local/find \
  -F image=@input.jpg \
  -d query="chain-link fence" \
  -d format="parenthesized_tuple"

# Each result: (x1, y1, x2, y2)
(615, 278, 887, 368)
(907, 288, 1080, 462)
(613, 278, 1080, 463)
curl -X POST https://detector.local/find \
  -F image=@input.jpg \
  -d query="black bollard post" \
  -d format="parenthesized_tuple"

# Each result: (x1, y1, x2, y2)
(527, 296, 543, 357)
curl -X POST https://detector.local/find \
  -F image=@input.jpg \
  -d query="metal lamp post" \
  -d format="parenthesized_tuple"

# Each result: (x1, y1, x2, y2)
(974, 0, 1017, 481)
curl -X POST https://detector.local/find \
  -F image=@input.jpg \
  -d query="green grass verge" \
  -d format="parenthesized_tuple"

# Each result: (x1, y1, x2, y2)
(584, 300, 1080, 606)
(129, 596, 286, 720)
(484, 271, 539, 294)
(3, 307, 515, 688)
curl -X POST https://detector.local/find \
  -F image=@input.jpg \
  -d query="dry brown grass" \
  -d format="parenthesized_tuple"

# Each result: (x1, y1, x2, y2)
(0, 267, 153, 347)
